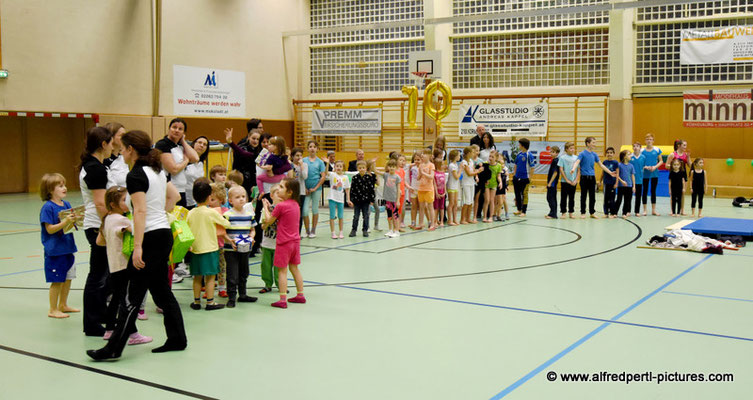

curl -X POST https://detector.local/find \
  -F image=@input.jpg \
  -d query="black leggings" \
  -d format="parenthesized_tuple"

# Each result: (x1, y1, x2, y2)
(560, 182, 576, 214)
(671, 193, 682, 215)
(642, 177, 658, 205)
(633, 184, 643, 214)
(579, 176, 596, 215)
(603, 185, 616, 215)
(83, 228, 110, 335)
(614, 187, 632, 216)
(692, 191, 704, 210)
(104, 270, 136, 335)
(104, 229, 186, 356)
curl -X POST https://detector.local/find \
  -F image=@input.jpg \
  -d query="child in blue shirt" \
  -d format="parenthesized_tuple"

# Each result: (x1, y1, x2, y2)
(630, 143, 646, 216)
(570, 136, 617, 218)
(613, 150, 636, 218)
(39, 173, 79, 319)
(558, 142, 579, 218)
(512, 138, 535, 217)
(601, 147, 619, 217)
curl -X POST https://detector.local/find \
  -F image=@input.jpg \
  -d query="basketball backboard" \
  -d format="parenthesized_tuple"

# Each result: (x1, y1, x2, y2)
(408, 50, 441, 81)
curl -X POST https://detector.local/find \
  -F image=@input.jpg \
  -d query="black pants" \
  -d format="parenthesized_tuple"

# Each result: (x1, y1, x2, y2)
(104, 270, 136, 335)
(252, 193, 272, 254)
(691, 191, 704, 210)
(352, 202, 370, 232)
(633, 184, 643, 214)
(83, 228, 110, 335)
(560, 182, 576, 214)
(603, 185, 616, 215)
(642, 177, 658, 205)
(614, 187, 632, 216)
(177, 192, 187, 208)
(513, 178, 530, 213)
(671, 193, 682, 214)
(298, 195, 305, 233)
(225, 251, 249, 301)
(546, 186, 558, 218)
(579, 176, 596, 215)
(104, 229, 186, 356)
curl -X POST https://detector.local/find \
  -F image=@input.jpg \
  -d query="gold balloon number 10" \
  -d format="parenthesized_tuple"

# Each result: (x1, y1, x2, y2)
(401, 81, 452, 131)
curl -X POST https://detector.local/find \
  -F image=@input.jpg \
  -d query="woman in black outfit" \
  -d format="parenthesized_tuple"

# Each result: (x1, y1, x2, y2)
(79, 127, 114, 336)
(88, 130, 187, 360)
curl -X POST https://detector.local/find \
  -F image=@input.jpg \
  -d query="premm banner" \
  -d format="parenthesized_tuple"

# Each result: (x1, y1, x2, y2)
(680, 25, 753, 64)
(173, 65, 246, 117)
(458, 103, 548, 137)
(312, 106, 382, 136)
(683, 89, 753, 128)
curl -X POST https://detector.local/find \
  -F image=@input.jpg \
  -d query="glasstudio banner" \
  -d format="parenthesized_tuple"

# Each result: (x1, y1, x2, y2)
(311, 106, 382, 136)
(458, 103, 548, 137)
(683, 89, 753, 128)
(680, 25, 753, 65)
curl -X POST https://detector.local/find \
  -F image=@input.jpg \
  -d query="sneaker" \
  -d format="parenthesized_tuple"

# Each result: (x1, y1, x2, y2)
(171, 274, 184, 284)
(339, 232, 344, 239)
(349, 230, 357, 237)
(205, 303, 225, 311)
(384, 231, 392, 237)
(237, 295, 258, 303)
(374, 227, 383, 232)
(289, 294, 307, 304)
(363, 231, 369, 237)
(309, 232, 316, 238)
(393, 231, 400, 238)
(218, 290, 228, 298)
(137, 310, 148, 320)
(189, 303, 201, 310)
(103, 330, 113, 340)
(127, 333, 153, 345)
(332, 232, 338, 239)
(226, 300, 236, 308)
(271, 300, 288, 309)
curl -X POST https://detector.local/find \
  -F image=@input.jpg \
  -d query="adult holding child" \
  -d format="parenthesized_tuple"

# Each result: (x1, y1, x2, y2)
(154, 118, 199, 207)
(80, 126, 114, 336)
(227, 118, 264, 199)
(87, 130, 186, 360)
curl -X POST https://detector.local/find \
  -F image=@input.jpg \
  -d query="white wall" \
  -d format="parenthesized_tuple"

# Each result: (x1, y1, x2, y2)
(159, 0, 304, 120)
(0, 0, 153, 114)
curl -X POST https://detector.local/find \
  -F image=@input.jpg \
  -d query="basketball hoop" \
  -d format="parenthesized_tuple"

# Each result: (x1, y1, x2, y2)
(411, 71, 430, 86)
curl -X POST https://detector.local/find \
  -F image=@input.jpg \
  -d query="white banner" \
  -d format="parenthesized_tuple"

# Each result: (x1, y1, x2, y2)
(680, 26, 753, 65)
(458, 103, 548, 137)
(173, 65, 246, 117)
(311, 107, 382, 136)
(683, 89, 753, 128)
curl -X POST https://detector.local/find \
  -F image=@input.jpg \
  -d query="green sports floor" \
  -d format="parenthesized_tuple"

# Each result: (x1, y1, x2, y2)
(1, 191, 752, 399)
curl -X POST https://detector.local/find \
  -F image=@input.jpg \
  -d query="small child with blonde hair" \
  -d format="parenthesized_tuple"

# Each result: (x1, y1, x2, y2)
(39, 173, 79, 319)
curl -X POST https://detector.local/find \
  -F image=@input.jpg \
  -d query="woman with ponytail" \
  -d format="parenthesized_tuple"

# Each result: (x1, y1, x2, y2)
(79, 126, 114, 336)
(87, 130, 186, 360)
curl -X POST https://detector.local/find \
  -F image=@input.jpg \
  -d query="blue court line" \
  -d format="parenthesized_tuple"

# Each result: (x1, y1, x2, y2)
(0, 262, 87, 278)
(0, 219, 39, 227)
(663, 290, 753, 304)
(489, 253, 715, 399)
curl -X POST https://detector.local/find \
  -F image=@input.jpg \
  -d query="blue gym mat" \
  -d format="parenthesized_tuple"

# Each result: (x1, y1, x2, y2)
(682, 217, 753, 236)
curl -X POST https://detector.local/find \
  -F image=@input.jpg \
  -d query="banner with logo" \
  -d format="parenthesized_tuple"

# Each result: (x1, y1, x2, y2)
(680, 25, 753, 64)
(459, 103, 548, 137)
(311, 106, 382, 136)
(447, 141, 564, 174)
(683, 89, 753, 128)
(173, 65, 246, 117)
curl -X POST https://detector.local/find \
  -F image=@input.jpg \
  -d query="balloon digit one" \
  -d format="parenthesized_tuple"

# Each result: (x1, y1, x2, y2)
(401, 85, 418, 128)
(422, 80, 452, 132)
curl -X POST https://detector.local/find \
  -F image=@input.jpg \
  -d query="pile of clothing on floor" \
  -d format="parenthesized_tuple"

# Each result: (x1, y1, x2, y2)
(647, 229, 743, 254)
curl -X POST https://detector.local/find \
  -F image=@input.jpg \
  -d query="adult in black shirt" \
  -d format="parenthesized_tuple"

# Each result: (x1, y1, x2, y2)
(154, 118, 199, 207)
(347, 149, 365, 172)
(227, 118, 264, 199)
(79, 127, 114, 336)
(470, 125, 486, 148)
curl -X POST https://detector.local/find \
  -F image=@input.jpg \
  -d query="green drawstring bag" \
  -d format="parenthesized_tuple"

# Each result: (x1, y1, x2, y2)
(122, 212, 134, 257)
(170, 219, 195, 264)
